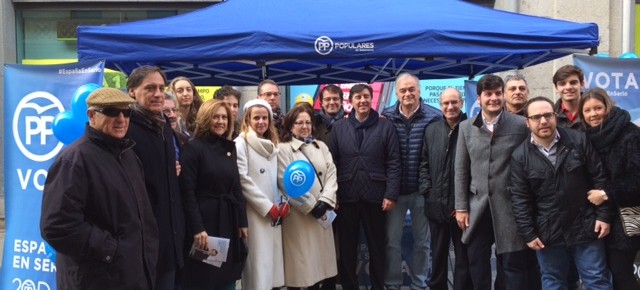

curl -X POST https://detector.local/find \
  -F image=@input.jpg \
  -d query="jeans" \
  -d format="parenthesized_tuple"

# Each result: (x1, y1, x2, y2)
(536, 240, 612, 290)
(384, 193, 429, 290)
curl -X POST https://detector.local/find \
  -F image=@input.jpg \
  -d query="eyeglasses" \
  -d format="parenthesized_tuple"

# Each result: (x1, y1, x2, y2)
(94, 107, 132, 118)
(527, 112, 555, 122)
(260, 92, 281, 97)
(294, 121, 312, 127)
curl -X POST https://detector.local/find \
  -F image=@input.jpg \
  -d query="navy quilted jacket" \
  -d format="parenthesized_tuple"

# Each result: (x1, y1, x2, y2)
(382, 101, 441, 196)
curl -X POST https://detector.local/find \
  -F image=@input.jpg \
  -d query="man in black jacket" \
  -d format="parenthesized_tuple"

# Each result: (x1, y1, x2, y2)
(510, 96, 614, 289)
(419, 88, 471, 290)
(41, 88, 159, 290)
(127, 66, 186, 290)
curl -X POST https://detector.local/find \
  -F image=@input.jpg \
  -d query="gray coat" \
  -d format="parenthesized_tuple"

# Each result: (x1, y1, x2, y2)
(454, 111, 528, 254)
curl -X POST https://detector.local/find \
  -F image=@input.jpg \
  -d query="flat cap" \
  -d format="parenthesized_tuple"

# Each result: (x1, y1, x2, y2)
(86, 88, 135, 107)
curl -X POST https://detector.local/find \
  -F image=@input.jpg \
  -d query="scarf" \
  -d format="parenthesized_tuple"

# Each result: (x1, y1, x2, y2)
(585, 106, 631, 152)
(132, 103, 166, 129)
(318, 106, 345, 129)
(348, 109, 379, 148)
(241, 129, 278, 160)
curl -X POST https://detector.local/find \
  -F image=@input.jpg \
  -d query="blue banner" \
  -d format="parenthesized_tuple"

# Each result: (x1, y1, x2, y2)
(574, 55, 640, 125)
(1, 60, 105, 290)
(464, 80, 480, 118)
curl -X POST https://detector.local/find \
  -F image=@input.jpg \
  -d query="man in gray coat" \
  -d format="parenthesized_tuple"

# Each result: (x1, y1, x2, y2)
(454, 75, 538, 290)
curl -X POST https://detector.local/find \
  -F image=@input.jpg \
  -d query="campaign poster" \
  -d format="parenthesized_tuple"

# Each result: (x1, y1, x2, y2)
(574, 54, 640, 125)
(1, 60, 105, 290)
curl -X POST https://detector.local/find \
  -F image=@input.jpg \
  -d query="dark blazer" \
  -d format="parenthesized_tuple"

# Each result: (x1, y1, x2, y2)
(41, 126, 159, 290)
(419, 114, 466, 223)
(177, 134, 248, 287)
(128, 111, 185, 272)
(510, 127, 613, 246)
(328, 109, 401, 204)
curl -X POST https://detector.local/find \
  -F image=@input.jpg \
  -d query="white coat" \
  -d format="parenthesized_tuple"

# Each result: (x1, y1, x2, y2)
(235, 131, 285, 290)
(277, 138, 338, 287)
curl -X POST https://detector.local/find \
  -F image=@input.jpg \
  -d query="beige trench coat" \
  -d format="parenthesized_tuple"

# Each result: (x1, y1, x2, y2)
(278, 138, 338, 287)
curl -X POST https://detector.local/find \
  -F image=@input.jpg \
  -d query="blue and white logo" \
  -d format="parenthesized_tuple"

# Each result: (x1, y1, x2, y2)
(315, 36, 334, 55)
(289, 170, 307, 186)
(13, 91, 65, 162)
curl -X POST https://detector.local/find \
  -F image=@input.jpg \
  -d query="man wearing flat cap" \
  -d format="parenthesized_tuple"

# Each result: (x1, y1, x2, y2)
(41, 87, 159, 290)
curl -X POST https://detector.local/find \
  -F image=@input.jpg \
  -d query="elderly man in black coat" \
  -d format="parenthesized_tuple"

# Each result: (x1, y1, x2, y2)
(41, 88, 159, 290)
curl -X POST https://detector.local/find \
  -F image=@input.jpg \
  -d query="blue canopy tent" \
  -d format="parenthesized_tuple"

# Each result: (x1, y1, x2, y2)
(77, 0, 599, 86)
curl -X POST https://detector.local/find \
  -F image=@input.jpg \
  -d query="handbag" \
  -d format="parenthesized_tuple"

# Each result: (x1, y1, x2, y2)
(619, 205, 640, 237)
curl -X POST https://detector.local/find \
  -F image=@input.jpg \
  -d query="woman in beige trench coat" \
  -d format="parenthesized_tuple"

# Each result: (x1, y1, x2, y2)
(277, 103, 338, 289)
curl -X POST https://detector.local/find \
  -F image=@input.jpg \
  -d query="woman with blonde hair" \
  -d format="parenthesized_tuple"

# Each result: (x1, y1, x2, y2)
(177, 99, 248, 290)
(235, 99, 286, 290)
(170, 76, 203, 135)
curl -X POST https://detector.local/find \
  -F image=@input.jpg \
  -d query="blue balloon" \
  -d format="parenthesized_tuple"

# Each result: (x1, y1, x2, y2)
(596, 53, 609, 58)
(619, 52, 638, 59)
(71, 83, 101, 124)
(283, 160, 315, 198)
(53, 111, 84, 144)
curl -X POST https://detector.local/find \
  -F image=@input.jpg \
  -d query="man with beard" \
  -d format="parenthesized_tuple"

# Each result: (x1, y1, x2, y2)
(314, 84, 346, 144)
(510, 96, 613, 290)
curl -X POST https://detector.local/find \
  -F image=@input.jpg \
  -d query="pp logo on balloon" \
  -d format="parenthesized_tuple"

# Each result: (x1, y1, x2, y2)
(283, 160, 315, 198)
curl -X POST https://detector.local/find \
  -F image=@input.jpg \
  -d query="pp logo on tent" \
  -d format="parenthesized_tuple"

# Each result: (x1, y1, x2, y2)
(315, 36, 334, 55)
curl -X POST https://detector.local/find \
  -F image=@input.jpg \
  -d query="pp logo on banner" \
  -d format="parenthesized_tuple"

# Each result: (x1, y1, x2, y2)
(12, 278, 51, 290)
(13, 91, 65, 162)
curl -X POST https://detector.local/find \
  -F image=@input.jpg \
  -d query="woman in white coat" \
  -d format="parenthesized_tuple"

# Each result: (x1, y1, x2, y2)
(277, 103, 338, 290)
(235, 99, 286, 290)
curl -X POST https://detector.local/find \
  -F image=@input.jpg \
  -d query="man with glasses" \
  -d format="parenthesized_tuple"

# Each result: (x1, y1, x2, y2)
(41, 88, 159, 289)
(315, 84, 346, 144)
(382, 72, 441, 290)
(510, 96, 613, 290)
(257, 79, 284, 133)
(504, 74, 530, 116)
(454, 75, 538, 290)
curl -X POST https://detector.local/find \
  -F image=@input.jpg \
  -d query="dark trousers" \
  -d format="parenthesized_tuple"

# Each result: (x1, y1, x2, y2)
(501, 249, 541, 290)
(155, 269, 176, 290)
(336, 202, 386, 290)
(465, 210, 496, 290)
(608, 246, 640, 290)
(429, 218, 473, 290)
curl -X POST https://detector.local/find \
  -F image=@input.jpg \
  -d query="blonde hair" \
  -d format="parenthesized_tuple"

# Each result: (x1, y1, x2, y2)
(193, 99, 234, 140)
(241, 104, 279, 145)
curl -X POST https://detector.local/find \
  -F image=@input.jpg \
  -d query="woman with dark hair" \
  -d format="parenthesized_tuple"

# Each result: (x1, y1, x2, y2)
(177, 99, 248, 290)
(580, 87, 640, 290)
(170, 76, 204, 135)
(277, 103, 338, 290)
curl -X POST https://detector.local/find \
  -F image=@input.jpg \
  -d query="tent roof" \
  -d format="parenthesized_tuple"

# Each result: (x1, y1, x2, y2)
(77, 0, 599, 86)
